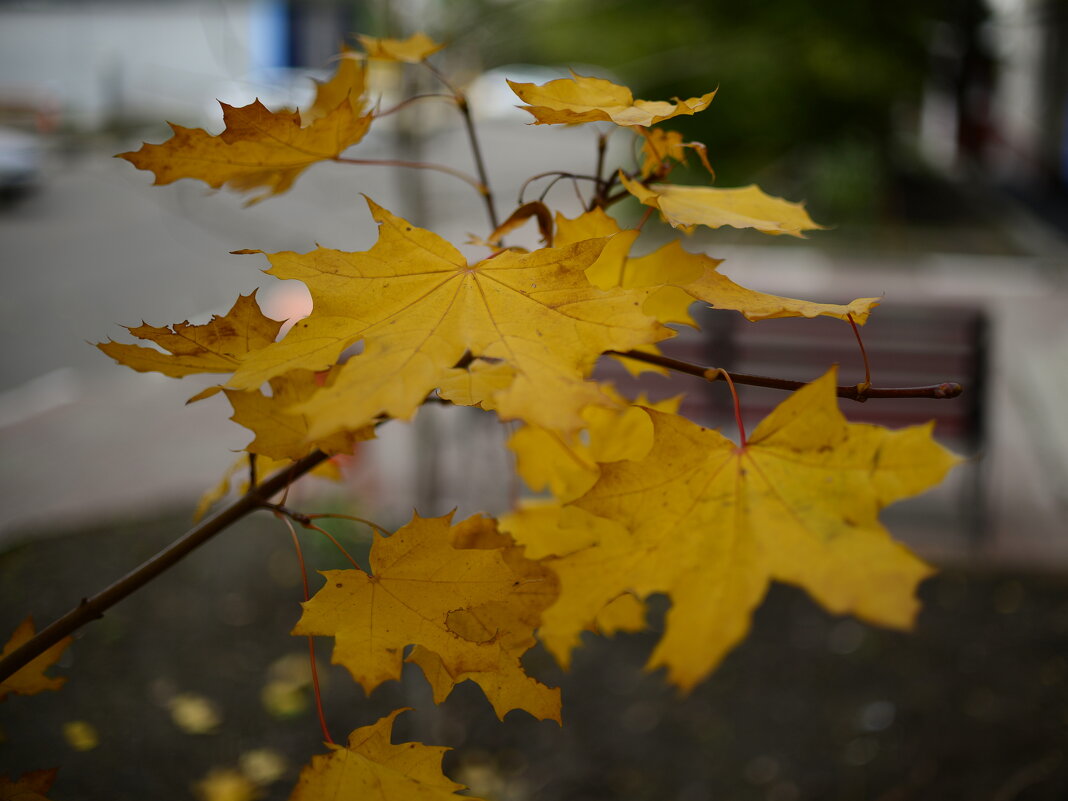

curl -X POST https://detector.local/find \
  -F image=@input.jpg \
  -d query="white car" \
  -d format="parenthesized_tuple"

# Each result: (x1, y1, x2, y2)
(0, 125, 42, 195)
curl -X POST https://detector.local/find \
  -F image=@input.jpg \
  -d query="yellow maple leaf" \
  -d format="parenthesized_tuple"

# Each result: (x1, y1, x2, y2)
(639, 129, 714, 179)
(290, 709, 485, 801)
(293, 513, 558, 719)
(357, 32, 446, 63)
(303, 49, 368, 125)
(508, 394, 675, 504)
(228, 198, 669, 435)
(0, 618, 72, 701)
(508, 73, 715, 127)
(626, 241, 879, 323)
(619, 173, 825, 237)
(118, 97, 372, 204)
(97, 291, 283, 382)
(224, 369, 373, 462)
(404, 515, 561, 722)
(0, 769, 57, 801)
(559, 208, 877, 324)
(537, 369, 959, 690)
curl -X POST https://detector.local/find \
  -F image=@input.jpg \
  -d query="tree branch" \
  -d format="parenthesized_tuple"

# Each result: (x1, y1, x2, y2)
(0, 450, 331, 684)
(607, 349, 964, 401)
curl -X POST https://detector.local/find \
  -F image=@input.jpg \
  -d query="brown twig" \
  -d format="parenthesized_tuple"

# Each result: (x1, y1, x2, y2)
(0, 450, 331, 684)
(422, 61, 499, 231)
(608, 349, 963, 401)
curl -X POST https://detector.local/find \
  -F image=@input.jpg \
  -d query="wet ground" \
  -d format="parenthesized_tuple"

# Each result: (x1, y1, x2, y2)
(1, 506, 1066, 800)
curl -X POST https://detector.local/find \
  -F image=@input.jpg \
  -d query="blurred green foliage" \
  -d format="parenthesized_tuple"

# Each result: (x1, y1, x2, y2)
(451, 0, 960, 223)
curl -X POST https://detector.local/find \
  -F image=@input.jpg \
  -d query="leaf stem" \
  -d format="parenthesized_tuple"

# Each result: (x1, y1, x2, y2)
(847, 312, 872, 393)
(607, 349, 963, 401)
(423, 61, 499, 231)
(708, 368, 747, 447)
(334, 156, 485, 195)
(277, 512, 335, 745)
(0, 450, 331, 684)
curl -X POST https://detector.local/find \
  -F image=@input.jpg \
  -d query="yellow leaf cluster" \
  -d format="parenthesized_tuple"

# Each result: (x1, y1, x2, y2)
(509, 370, 959, 689)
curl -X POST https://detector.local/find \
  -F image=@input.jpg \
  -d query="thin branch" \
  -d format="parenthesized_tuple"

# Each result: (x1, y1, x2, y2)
(423, 61, 499, 231)
(0, 450, 331, 684)
(608, 349, 964, 401)
(334, 156, 485, 195)
(376, 93, 456, 118)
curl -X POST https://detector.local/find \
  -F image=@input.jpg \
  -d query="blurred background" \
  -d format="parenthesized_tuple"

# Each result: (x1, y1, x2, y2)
(1, 0, 1066, 799)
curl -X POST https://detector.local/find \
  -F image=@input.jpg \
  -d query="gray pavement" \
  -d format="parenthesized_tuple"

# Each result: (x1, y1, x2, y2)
(1, 120, 1066, 568)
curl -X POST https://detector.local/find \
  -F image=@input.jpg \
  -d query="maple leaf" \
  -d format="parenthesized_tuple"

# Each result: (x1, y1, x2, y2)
(303, 48, 367, 125)
(639, 129, 714, 179)
(619, 173, 825, 237)
(97, 291, 283, 385)
(224, 369, 374, 462)
(404, 515, 561, 722)
(508, 73, 715, 127)
(508, 393, 679, 504)
(0, 618, 72, 701)
(118, 95, 372, 204)
(357, 32, 445, 62)
(293, 513, 558, 719)
(228, 198, 669, 435)
(530, 369, 959, 689)
(291, 709, 485, 801)
(559, 209, 878, 324)
(0, 769, 57, 801)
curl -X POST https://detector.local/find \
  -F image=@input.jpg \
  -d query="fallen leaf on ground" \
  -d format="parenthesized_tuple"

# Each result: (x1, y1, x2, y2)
(0, 618, 71, 701)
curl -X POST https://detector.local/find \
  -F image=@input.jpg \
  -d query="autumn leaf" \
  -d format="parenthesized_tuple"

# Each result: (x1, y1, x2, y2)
(118, 96, 372, 204)
(97, 291, 283, 385)
(559, 209, 878, 324)
(357, 32, 445, 63)
(404, 516, 561, 722)
(229, 198, 669, 435)
(0, 769, 57, 801)
(291, 709, 485, 801)
(0, 618, 71, 701)
(534, 369, 959, 689)
(294, 513, 558, 719)
(508, 393, 678, 504)
(619, 173, 825, 237)
(303, 48, 368, 124)
(509, 73, 715, 127)
(639, 129, 714, 179)
(224, 369, 373, 461)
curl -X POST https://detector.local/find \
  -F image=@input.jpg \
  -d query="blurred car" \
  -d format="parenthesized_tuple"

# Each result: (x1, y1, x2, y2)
(0, 125, 42, 195)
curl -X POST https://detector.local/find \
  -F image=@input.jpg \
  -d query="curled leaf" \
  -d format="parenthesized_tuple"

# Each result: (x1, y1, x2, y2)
(620, 173, 825, 237)
(357, 32, 445, 63)
(509, 73, 715, 127)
